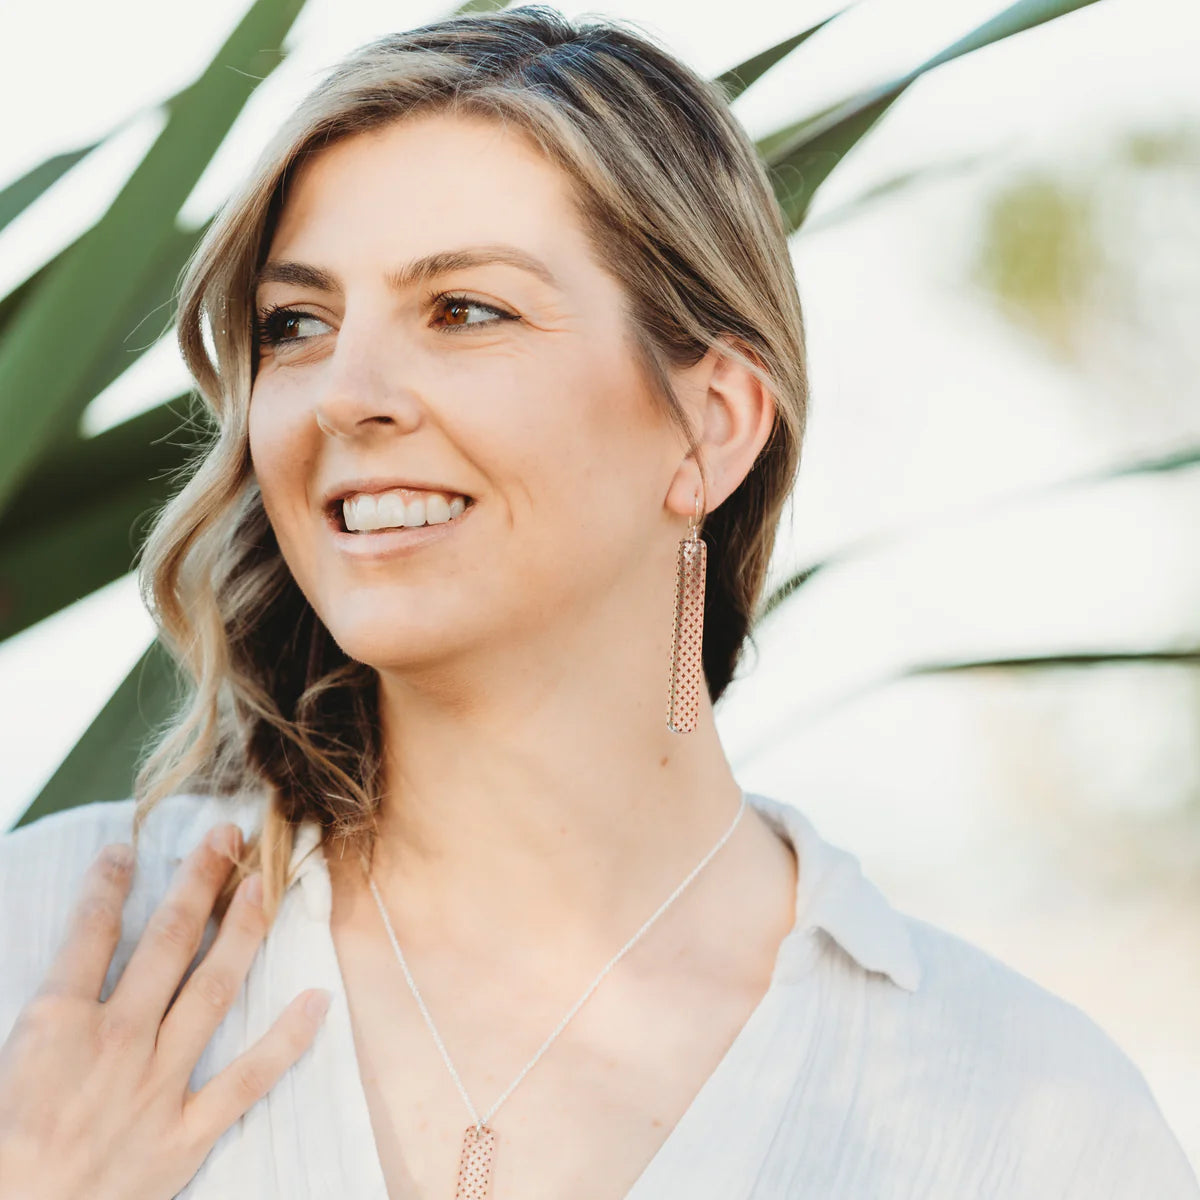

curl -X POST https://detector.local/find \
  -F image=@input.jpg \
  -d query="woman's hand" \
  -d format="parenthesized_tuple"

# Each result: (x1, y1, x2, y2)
(0, 822, 332, 1200)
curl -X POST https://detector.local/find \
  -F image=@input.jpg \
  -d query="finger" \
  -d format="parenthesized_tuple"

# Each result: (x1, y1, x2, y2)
(184, 988, 331, 1145)
(106, 822, 242, 1028)
(38, 842, 136, 1001)
(156, 871, 267, 1071)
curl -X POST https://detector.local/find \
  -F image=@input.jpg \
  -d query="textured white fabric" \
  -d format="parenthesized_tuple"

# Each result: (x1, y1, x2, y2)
(1, 790, 1196, 1199)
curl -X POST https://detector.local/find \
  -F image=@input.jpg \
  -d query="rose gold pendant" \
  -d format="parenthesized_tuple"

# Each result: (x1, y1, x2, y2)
(454, 1124, 497, 1199)
(666, 526, 706, 734)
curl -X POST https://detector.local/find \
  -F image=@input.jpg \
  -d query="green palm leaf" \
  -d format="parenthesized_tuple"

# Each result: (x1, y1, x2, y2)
(0, 396, 209, 640)
(715, 8, 853, 103)
(0, 142, 103, 237)
(768, 0, 1104, 229)
(0, 0, 306, 517)
(80, 221, 214, 418)
(14, 640, 184, 828)
(795, 152, 994, 235)
(453, 0, 513, 12)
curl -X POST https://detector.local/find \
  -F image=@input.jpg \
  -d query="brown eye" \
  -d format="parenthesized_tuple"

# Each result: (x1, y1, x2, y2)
(431, 293, 516, 333)
(255, 306, 327, 347)
(272, 313, 304, 340)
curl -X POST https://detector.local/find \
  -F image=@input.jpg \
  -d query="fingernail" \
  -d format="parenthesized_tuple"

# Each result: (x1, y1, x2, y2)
(305, 990, 332, 1020)
(244, 873, 263, 907)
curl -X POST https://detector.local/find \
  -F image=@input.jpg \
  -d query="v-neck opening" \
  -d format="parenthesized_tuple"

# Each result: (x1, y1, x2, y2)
(298, 790, 815, 1199)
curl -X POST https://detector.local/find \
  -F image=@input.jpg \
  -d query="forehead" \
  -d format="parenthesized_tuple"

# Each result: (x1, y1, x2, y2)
(267, 111, 583, 265)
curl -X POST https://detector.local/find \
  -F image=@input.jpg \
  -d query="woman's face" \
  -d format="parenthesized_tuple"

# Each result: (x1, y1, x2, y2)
(249, 112, 700, 672)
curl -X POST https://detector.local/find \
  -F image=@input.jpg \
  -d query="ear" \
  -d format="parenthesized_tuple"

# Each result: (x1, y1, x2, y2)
(665, 336, 776, 521)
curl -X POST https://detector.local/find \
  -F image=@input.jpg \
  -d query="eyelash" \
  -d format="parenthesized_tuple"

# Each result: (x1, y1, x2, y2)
(253, 292, 518, 347)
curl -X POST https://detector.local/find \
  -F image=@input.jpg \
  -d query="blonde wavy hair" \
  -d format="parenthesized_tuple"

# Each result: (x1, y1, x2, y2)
(130, 4, 808, 923)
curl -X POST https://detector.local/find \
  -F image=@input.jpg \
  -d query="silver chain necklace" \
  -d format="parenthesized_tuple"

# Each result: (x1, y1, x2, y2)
(364, 789, 748, 1199)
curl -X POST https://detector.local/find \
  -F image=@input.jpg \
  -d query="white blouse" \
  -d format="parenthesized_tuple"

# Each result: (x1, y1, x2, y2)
(1, 789, 1195, 1199)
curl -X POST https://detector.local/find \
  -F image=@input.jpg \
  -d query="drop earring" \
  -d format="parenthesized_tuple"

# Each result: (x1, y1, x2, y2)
(667, 489, 707, 734)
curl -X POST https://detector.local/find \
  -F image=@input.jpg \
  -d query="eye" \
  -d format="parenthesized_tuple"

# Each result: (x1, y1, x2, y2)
(254, 304, 329, 347)
(430, 292, 519, 333)
(252, 293, 521, 348)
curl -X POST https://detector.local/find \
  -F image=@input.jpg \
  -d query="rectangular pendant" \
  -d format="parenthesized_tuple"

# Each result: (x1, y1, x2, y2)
(667, 534, 707, 733)
(454, 1124, 497, 1199)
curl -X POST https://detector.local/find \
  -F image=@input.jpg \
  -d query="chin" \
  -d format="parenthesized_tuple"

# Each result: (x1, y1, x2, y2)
(324, 613, 479, 671)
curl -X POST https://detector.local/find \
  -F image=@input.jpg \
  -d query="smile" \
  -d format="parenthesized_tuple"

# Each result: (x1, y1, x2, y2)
(340, 489, 470, 532)
(324, 496, 477, 560)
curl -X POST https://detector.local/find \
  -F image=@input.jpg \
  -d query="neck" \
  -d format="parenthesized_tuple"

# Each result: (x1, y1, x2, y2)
(332, 614, 750, 971)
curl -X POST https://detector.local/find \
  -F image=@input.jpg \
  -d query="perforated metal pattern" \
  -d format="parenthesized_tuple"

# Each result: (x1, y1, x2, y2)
(667, 534, 707, 733)
(454, 1124, 497, 1199)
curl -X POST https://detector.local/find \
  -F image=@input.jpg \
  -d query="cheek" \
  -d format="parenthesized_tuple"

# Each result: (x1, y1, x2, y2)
(247, 391, 316, 530)
(514, 335, 651, 464)
(499, 367, 662, 565)
(563, 354, 666, 502)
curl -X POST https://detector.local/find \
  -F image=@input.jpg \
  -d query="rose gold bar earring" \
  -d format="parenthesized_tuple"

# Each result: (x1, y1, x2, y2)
(667, 490, 707, 734)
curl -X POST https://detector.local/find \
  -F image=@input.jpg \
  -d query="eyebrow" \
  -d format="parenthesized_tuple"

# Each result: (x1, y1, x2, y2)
(251, 244, 560, 298)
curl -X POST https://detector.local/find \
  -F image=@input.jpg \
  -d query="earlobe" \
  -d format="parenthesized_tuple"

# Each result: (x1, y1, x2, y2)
(665, 460, 711, 524)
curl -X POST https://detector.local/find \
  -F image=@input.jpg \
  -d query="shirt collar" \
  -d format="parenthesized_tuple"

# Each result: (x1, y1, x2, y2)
(281, 791, 922, 993)
(743, 791, 922, 992)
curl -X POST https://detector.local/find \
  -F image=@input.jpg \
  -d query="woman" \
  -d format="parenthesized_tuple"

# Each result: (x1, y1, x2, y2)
(0, 7, 1194, 1198)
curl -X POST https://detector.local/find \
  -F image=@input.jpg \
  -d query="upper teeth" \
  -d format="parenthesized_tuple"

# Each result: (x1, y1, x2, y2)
(343, 489, 468, 532)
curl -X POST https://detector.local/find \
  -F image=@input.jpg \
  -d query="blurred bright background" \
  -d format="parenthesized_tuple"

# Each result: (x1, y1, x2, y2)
(1, 0, 1197, 1173)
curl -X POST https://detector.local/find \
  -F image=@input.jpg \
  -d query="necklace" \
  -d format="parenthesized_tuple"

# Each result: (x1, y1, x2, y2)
(364, 789, 749, 1199)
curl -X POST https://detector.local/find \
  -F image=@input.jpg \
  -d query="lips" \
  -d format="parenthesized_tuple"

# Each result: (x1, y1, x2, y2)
(325, 490, 479, 559)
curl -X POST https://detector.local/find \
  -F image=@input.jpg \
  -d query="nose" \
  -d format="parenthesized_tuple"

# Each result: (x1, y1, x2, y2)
(314, 393, 422, 439)
(312, 328, 425, 440)
(315, 405, 423, 438)
(315, 408, 360, 438)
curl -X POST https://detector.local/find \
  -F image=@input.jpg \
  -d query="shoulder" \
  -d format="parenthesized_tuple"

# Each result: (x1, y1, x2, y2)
(898, 910, 1142, 1084)
(0, 794, 262, 1042)
(0, 792, 207, 873)
(733, 792, 1196, 1192)
(890, 911, 1198, 1195)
